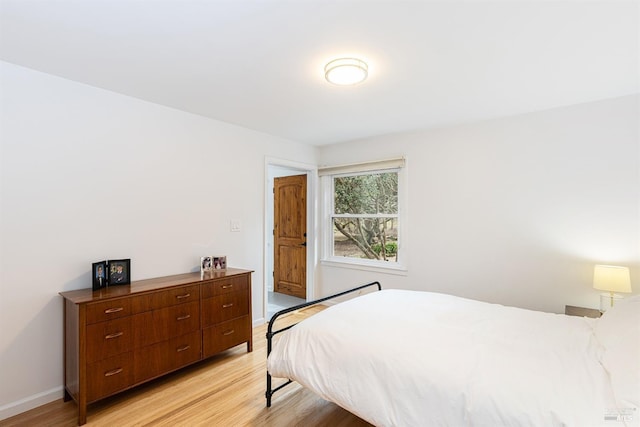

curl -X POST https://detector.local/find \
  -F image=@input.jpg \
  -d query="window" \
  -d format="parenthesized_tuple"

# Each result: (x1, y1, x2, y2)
(321, 158, 406, 270)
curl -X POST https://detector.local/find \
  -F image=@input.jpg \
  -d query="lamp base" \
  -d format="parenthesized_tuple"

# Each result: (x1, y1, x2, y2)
(599, 293, 624, 312)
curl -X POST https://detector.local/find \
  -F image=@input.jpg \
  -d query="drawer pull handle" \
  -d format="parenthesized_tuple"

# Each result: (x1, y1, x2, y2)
(104, 307, 124, 314)
(222, 303, 234, 308)
(105, 332, 124, 340)
(176, 314, 191, 321)
(177, 345, 191, 352)
(223, 329, 235, 336)
(176, 293, 191, 299)
(221, 284, 233, 289)
(104, 368, 123, 377)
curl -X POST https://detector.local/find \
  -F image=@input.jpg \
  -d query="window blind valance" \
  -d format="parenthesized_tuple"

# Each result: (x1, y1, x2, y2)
(317, 157, 405, 176)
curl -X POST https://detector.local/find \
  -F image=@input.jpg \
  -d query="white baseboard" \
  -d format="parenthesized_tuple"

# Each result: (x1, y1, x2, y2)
(0, 386, 63, 421)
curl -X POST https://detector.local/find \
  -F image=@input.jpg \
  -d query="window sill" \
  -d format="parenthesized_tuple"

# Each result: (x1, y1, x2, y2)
(320, 259, 408, 276)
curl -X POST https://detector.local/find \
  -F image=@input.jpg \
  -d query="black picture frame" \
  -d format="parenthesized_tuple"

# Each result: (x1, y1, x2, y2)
(108, 259, 131, 286)
(92, 261, 108, 291)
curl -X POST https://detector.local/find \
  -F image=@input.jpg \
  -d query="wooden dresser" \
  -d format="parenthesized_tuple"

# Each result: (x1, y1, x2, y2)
(60, 268, 253, 425)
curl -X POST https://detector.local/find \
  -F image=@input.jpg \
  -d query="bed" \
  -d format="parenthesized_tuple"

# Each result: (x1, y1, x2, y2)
(266, 283, 639, 427)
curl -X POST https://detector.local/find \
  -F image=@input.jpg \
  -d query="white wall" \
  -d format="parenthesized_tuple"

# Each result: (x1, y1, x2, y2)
(0, 61, 318, 418)
(318, 95, 639, 313)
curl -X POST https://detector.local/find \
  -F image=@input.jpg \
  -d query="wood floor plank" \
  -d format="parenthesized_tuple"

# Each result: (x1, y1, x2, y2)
(1, 306, 372, 427)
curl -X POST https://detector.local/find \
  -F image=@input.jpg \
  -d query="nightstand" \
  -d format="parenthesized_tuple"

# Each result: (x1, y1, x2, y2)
(565, 305, 602, 318)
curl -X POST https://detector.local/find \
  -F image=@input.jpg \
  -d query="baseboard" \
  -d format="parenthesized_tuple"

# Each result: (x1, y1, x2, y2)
(0, 386, 63, 421)
(253, 317, 265, 326)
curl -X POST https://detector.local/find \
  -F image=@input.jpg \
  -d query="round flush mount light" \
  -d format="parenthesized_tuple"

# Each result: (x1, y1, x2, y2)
(324, 58, 368, 85)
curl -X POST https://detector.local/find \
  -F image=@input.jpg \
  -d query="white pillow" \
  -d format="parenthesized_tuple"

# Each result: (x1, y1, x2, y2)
(594, 295, 640, 410)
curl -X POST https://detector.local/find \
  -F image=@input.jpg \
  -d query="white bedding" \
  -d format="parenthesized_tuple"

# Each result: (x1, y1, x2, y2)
(267, 290, 639, 427)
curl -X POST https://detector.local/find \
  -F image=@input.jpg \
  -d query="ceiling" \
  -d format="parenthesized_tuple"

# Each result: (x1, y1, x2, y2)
(1, 1, 638, 146)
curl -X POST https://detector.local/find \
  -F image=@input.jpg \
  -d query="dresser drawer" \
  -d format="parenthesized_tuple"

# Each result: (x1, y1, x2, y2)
(201, 275, 248, 299)
(86, 317, 133, 363)
(202, 289, 249, 327)
(86, 352, 134, 402)
(130, 285, 199, 313)
(134, 331, 201, 383)
(134, 301, 200, 347)
(202, 316, 250, 357)
(86, 299, 132, 325)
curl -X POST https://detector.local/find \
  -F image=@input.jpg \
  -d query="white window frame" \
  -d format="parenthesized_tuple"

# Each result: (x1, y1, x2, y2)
(320, 158, 408, 274)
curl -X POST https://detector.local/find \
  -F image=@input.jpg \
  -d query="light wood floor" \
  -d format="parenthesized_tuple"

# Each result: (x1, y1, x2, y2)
(1, 306, 372, 427)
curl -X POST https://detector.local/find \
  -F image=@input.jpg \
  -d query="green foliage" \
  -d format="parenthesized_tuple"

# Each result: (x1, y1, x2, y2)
(334, 173, 398, 214)
(372, 241, 398, 255)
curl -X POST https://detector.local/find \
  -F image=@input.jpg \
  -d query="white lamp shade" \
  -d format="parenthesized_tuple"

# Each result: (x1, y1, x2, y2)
(593, 265, 632, 293)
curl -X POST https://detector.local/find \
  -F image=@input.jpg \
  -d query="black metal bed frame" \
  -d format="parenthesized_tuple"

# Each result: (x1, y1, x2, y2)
(265, 281, 382, 407)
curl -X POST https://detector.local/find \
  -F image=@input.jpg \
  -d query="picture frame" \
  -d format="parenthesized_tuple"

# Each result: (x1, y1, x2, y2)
(108, 259, 131, 286)
(213, 256, 227, 271)
(92, 261, 108, 291)
(201, 256, 213, 274)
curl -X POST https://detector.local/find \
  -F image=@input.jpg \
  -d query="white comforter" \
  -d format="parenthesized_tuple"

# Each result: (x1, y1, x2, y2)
(267, 289, 632, 427)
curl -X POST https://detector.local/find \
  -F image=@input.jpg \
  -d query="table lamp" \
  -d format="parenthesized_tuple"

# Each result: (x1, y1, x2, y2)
(593, 264, 632, 312)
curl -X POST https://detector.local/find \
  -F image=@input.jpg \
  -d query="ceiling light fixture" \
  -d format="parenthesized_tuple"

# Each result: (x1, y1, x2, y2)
(324, 58, 368, 85)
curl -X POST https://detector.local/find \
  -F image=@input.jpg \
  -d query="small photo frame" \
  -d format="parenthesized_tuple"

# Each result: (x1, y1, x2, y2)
(201, 256, 213, 274)
(92, 261, 108, 291)
(213, 256, 227, 271)
(108, 259, 131, 286)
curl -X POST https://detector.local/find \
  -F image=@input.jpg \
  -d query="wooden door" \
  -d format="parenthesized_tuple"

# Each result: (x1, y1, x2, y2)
(273, 174, 307, 299)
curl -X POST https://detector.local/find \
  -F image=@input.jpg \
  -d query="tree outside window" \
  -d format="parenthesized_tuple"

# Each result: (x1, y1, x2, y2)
(332, 170, 399, 262)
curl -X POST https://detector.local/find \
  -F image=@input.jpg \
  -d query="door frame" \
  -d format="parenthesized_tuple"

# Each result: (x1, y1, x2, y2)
(264, 157, 316, 323)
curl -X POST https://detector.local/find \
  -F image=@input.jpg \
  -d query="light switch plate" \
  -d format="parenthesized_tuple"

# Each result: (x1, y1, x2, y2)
(230, 219, 241, 232)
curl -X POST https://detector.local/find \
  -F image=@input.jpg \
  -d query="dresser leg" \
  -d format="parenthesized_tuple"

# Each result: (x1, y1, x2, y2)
(63, 388, 72, 402)
(77, 394, 87, 426)
(78, 404, 87, 426)
(247, 339, 253, 352)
